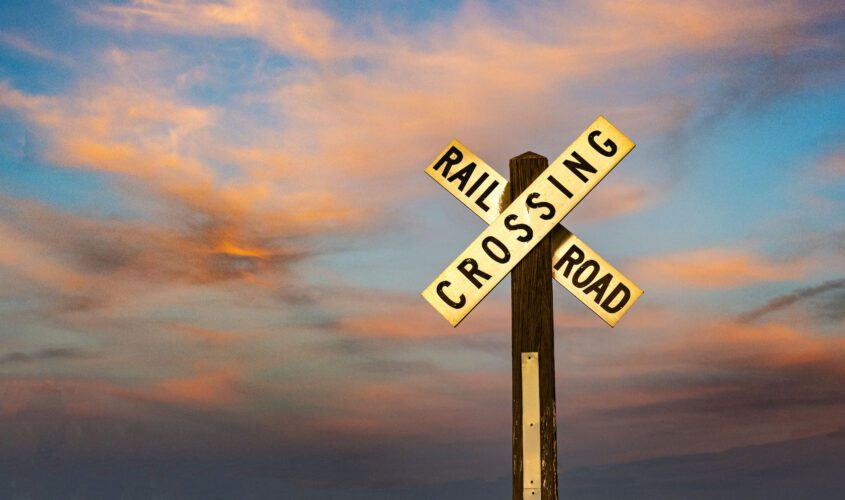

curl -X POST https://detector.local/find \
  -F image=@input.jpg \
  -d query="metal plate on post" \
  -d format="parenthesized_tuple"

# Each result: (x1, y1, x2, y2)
(522, 352, 541, 499)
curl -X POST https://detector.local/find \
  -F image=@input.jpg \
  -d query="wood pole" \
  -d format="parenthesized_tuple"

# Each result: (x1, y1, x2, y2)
(510, 152, 558, 499)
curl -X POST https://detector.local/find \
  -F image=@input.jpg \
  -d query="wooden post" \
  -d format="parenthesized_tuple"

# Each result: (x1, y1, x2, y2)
(510, 152, 558, 499)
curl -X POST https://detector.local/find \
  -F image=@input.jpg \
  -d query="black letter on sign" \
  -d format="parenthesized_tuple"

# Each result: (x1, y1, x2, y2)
(553, 244, 584, 277)
(432, 146, 462, 177)
(464, 171, 489, 197)
(458, 258, 491, 289)
(482, 236, 510, 264)
(588, 130, 617, 157)
(547, 174, 573, 198)
(563, 151, 597, 182)
(572, 260, 600, 288)
(601, 283, 631, 313)
(447, 162, 476, 192)
(504, 214, 533, 242)
(437, 281, 465, 309)
(475, 180, 500, 212)
(526, 192, 555, 220)
(583, 272, 613, 304)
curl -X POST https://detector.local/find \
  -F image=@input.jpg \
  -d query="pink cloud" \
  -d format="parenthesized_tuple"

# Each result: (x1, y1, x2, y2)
(128, 363, 248, 408)
(173, 323, 240, 348)
(633, 246, 808, 288)
(574, 182, 658, 221)
(666, 319, 845, 372)
(820, 151, 845, 178)
(82, 0, 341, 60)
(336, 296, 509, 339)
(68, 0, 832, 191)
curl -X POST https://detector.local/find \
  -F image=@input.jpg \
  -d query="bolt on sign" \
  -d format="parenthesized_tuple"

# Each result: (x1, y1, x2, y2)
(422, 116, 639, 327)
(423, 138, 643, 326)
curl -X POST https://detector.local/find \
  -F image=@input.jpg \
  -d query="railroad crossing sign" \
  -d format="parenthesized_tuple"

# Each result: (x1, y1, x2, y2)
(423, 137, 643, 326)
(420, 116, 640, 499)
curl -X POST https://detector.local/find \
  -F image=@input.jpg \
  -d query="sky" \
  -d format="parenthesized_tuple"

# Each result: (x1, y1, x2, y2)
(0, 0, 844, 497)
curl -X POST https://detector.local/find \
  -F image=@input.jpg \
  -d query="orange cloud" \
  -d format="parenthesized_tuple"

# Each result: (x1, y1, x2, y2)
(0, 56, 376, 254)
(0, 221, 87, 294)
(83, 0, 341, 60)
(106, 363, 250, 409)
(173, 324, 240, 347)
(1, 0, 832, 258)
(587, 0, 812, 54)
(0, 196, 323, 328)
(0, 47, 387, 308)
(71, 0, 828, 192)
(332, 286, 608, 340)
(668, 319, 845, 370)
(574, 182, 657, 222)
(144, 366, 243, 407)
(336, 298, 506, 339)
(634, 246, 808, 288)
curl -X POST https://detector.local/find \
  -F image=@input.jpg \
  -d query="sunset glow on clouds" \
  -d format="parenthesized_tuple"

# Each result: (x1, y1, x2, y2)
(0, 0, 844, 496)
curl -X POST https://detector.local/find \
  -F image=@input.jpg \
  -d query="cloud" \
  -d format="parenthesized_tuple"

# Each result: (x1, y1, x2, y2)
(604, 320, 845, 426)
(0, 197, 309, 315)
(333, 288, 605, 341)
(737, 278, 845, 323)
(74, 0, 844, 189)
(549, 311, 845, 468)
(822, 152, 845, 177)
(672, 320, 845, 371)
(173, 323, 240, 347)
(0, 33, 72, 66)
(81, 0, 342, 60)
(634, 246, 808, 288)
(0, 42, 383, 316)
(126, 363, 250, 408)
(1, 0, 836, 252)
(334, 292, 510, 339)
(574, 182, 658, 222)
(0, 48, 371, 228)
(0, 348, 89, 365)
(0, 218, 88, 299)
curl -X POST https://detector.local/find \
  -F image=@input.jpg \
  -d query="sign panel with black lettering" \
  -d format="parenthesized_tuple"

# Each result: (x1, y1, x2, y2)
(550, 228, 642, 326)
(424, 139, 506, 225)
(422, 116, 635, 326)
(424, 140, 642, 326)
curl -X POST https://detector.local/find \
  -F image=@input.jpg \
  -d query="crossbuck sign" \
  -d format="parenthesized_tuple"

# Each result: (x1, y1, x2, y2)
(420, 116, 642, 500)
(422, 116, 642, 327)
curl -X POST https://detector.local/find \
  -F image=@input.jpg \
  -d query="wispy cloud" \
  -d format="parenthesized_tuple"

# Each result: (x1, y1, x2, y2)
(80, 0, 342, 60)
(0, 348, 88, 365)
(737, 278, 845, 323)
(0, 32, 72, 66)
(574, 183, 658, 221)
(634, 246, 809, 288)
